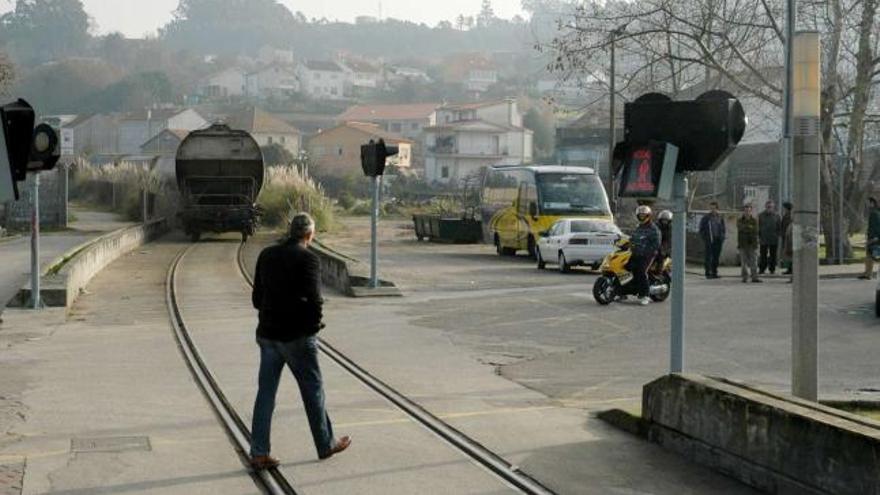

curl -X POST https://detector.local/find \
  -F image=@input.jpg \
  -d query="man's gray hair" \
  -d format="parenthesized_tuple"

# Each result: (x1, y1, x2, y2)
(288, 212, 315, 240)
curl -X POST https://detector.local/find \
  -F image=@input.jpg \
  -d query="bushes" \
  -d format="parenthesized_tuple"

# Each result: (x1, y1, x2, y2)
(71, 160, 175, 222)
(258, 166, 334, 232)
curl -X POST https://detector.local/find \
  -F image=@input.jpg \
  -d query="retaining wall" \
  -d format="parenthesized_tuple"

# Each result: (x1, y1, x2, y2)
(642, 374, 880, 495)
(8, 218, 169, 310)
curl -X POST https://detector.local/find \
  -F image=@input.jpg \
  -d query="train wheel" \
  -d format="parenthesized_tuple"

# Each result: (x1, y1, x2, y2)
(241, 231, 249, 243)
(190, 231, 201, 242)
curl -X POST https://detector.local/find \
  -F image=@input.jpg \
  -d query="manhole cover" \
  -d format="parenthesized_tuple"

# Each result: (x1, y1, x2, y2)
(71, 436, 151, 453)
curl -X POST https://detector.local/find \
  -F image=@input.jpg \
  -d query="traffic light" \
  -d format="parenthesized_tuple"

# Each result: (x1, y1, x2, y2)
(617, 141, 678, 199)
(360, 138, 399, 177)
(623, 90, 746, 172)
(0, 98, 60, 201)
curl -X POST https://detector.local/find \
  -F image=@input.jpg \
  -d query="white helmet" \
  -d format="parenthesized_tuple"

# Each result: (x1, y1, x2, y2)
(658, 210, 672, 221)
(635, 205, 652, 217)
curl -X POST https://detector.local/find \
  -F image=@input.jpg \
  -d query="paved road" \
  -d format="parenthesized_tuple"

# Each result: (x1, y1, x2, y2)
(322, 217, 879, 406)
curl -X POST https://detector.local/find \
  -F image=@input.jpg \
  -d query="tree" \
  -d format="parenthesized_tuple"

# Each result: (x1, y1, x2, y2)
(545, 0, 880, 261)
(261, 143, 295, 167)
(0, 0, 91, 64)
(477, 0, 497, 28)
(0, 51, 15, 96)
(82, 71, 174, 112)
(160, 0, 299, 55)
(13, 58, 119, 113)
(523, 107, 555, 161)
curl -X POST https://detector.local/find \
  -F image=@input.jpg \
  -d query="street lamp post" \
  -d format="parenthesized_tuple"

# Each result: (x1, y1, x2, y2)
(791, 31, 821, 401)
(608, 25, 626, 215)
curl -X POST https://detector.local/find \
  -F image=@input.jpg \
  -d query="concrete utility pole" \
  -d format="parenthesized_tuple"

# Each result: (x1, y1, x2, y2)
(780, 0, 796, 203)
(30, 174, 41, 309)
(370, 175, 380, 288)
(670, 173, 688, 372)
(791, 31, 820, 401)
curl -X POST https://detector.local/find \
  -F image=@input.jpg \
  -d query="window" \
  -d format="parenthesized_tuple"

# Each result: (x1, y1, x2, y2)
(330, 87, 338, 95)
(441, 166, 449, 179)
(390, 123, 402, 133)
(411, 123, 419, 131)
(280, 136, 286, 144)
(267, 136, 273, 144)
(337, 146, 344, 156)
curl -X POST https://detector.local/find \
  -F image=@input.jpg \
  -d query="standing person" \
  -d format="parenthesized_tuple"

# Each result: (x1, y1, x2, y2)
(656, 210, 673, 259)
(860, 197, 880, 279)
(249, 213, 351, 470)
(699, 201, 726, 279)
(780, 202, 793, 275)
(737, 203, 761, 283)
(630, 205, 662, 305)
(758, 200, 782, 274)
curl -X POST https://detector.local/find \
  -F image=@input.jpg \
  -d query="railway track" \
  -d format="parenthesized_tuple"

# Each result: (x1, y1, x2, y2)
(236, 241, 556, 495)
(166, 244, 298, 495)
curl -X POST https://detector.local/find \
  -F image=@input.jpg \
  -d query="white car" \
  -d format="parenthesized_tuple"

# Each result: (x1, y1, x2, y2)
(536, 219, 622, 272)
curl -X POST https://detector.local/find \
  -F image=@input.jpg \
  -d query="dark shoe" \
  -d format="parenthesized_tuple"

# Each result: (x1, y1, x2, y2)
(769, 270, 776, 275)
(858, 274, 871, 280)
(742, 279, 748, 283)
(250, 455, 280, 470)
(758, 270, 765, 275)
(319, 435, 351, 460)
(752, 278, 763, 283)
(783, 270, 792, 275)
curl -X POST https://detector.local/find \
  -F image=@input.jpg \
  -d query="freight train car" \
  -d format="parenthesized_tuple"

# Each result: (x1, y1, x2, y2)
(175, 124, 264, 242)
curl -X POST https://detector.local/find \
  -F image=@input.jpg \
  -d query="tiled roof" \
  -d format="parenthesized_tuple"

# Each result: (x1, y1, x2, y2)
(121, 108, 189, 122)
(304, 60, 344, 72)
(343, 59, 380, 73)
(228, 107, 301, 135)
(315, 122, 412, 144)
(441, 100, 510, 111)
(337, 103, 439, 122)
(65, 114, 96, 128)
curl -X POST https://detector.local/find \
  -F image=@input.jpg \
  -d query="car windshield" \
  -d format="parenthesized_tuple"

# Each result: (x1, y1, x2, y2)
(537, 173, 611, 216)
(570, 220, 620, 234)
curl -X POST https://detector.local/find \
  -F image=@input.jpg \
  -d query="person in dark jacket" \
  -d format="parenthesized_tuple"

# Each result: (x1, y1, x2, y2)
(737, 203, 761, 283)
(630, 205, 661, 305)
(860, 197, 880, 279)
(656, 209, 673, 259)
(698, 201, 726, 279)
(249, 213, 351, 470)
(780, 202, 793, 275)
(758, 200, 782, 274)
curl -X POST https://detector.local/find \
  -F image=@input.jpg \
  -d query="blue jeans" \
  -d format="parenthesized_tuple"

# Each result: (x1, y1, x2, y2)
(250, 336, 334, 458)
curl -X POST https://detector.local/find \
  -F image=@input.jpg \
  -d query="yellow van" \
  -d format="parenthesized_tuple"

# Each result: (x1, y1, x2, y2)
(481, 165, 613, 256)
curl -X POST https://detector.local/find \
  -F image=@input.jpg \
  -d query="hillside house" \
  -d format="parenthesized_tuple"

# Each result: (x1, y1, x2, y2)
(424, 99, 533, 183)
(118, 108, 209, 154)
(308, 122, 412, 177)
(199, 67, 246, 98)
(296, 61, 346, 100)
(245, 64, 300, 99)
(229, 107, 302, 157)
(339, 58, 383, 93)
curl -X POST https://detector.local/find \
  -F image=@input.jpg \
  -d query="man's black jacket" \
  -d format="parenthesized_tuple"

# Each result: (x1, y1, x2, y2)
(252, 241, 323, 341)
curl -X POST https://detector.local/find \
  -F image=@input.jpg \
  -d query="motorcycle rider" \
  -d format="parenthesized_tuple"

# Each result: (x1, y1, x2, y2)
(630, 205, 662, 305)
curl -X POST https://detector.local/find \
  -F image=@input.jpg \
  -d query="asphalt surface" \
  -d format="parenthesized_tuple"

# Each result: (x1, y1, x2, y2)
(322, 217, 879, 406)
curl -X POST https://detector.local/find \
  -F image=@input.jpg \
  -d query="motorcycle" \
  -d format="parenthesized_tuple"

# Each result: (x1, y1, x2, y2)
(592, 236, 671, 305)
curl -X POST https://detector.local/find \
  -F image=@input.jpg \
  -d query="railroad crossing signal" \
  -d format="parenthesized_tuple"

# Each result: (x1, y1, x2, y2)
(360, 138, 399, 177)
(0, 98, 60, 201)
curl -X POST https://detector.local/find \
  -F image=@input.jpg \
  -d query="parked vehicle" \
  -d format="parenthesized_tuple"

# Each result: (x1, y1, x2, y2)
(175, 124, 264, 242)
(536, 218, 621, 272)
(481, 165, 612, 257)
(592, 237, 672, 305)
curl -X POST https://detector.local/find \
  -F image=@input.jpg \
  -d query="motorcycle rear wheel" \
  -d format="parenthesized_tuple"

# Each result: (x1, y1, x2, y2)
(649, 273, 671, 302)
(593, 276, 616, 305)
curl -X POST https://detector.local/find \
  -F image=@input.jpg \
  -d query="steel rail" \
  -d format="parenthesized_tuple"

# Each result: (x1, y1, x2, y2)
(237, 242, 556, 495)
(166, 244, 298, 495)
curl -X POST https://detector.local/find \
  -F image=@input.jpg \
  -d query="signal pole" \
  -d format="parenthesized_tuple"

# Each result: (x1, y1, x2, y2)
(370, 174, 380, 288)
(30, 174, 41, 309)
(670, 173, 687, 372)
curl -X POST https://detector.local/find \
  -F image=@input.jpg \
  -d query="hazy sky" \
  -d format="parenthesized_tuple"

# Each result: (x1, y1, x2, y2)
(0, 0, 527, 38)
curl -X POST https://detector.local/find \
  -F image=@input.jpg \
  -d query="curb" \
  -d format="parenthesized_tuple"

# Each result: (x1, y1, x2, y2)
(684, 269, 862, 280)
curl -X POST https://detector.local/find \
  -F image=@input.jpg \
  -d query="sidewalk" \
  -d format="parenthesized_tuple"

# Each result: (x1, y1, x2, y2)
(685, 262, 865, 280)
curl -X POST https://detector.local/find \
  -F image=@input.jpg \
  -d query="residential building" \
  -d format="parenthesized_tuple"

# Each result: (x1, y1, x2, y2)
(308, 122, 412, 177)
(118, 108, 209, 154)
(199, 67, 246, 99)
(387, 66, 431, 84)
(245, 64, 300, 99)
(424, 99, 533, 183)
(295, 60, 346, 100)
(337, 103, 439, 170)
(228, 107, 302, 156)
(336, 103, 438, 140)
(339, 58, 383, 94)
(441, 53, 499, 98)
